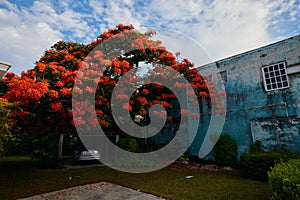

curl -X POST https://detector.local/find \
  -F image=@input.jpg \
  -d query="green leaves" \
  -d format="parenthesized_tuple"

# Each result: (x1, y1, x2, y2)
(268, 159, 300, 200)
(213, 134, 238, 166)
(0, 100, 17, 135)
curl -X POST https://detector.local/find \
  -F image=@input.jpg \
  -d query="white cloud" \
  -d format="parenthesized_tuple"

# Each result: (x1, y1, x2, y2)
(85, 0, 273, 65)
(0, 0, 95, 74)
(0, 1, 61, 74)
(88, 0, 141, 32)
(101, 0, 271, 65)
(0, 0, 299, 74)
(138, 0, 299, 64)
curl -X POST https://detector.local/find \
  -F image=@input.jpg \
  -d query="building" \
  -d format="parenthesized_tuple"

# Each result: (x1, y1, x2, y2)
(189, 35, 300, 158)
(0, 61, 11, 78)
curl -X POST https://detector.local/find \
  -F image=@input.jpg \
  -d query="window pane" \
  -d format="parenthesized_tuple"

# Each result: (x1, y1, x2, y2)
(279, 63, 284, 69)
(282, 75, 287, 81)
(276, 77, 281, 82)
(278, 82, 282, 88)
(267, 85, 272, 90)
(220, 71, 227, 82)
(281, 69, 286, 74)
(272, 83, 277, 88)
(283, 81, 288, 87)
(270, 72, 275, 77)
(275, 71, 280, 76)
(263, 68, 268, 73)
(274, 65, 279, 70)
(269, 66, 274, 71)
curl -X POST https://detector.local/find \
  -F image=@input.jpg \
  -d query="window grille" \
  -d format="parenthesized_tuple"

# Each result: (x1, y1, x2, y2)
(262, 62, 289, 91)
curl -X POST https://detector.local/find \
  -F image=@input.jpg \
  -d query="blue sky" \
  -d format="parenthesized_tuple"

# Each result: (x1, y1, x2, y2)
(1, 0, 300, 75)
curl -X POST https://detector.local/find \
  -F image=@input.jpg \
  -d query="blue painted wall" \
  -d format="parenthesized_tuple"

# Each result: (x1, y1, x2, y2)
(189, 35, 300, 158)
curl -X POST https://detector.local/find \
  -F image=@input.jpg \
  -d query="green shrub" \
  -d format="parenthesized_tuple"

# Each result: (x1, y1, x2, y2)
(0, 140, 4, 156)
(240, 149, 299, 181)
(117, 137, 139, 152)
(213, 134, 237, 166)
(0, 134, 34, 156)
(31, 134, 63, 169)
(268, 159, 300, 200)
(33, 148, 62, 169)
(116, 137, 158, 168)
(177, 153, 190, 162)
(249, 140, 263, 153)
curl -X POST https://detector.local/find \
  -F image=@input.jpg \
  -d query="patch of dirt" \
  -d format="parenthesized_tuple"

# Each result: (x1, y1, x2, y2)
(170, 161, 233, 171)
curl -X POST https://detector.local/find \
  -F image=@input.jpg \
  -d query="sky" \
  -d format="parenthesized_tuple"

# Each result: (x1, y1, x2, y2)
(0, 0, 300, 75)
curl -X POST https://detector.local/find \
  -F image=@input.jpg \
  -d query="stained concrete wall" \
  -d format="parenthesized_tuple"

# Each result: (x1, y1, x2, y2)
(190, 35, 300, 158)
(251, 117, 300, 152)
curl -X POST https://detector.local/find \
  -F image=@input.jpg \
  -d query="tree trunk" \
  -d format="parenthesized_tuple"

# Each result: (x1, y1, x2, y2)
(58, 134, 64, 162)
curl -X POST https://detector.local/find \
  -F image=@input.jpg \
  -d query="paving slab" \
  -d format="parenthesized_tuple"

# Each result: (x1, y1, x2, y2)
(18, 182, 166, 200)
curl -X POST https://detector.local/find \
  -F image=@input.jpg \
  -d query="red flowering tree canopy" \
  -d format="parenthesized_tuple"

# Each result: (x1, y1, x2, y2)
(1, 24, 224, 137)
(1, 41, 93, 135)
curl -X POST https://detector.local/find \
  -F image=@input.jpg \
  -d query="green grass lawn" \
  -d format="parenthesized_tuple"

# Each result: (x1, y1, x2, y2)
(0, 156, 270, 200)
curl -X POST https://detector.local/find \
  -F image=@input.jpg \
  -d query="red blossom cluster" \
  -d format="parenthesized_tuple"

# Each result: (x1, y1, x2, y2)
(50, 102, 63, 112)
(2, 75, 48, 105)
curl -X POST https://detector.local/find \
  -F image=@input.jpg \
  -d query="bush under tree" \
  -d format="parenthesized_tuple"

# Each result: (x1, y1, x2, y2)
(213, 134, 238, 166)
(240, 143, 300, 181)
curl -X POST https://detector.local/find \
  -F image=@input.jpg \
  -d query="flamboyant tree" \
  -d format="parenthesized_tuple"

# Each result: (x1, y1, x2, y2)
(1, 24, 224, 167)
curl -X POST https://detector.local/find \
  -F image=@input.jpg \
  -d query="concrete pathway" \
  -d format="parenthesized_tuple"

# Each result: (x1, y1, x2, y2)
(18, 182, 166, 200)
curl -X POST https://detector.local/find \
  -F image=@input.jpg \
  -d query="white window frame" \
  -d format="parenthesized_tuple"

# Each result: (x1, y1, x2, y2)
(262, 62, 289, 92)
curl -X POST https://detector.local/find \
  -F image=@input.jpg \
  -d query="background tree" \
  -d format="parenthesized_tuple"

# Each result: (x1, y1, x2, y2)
(0, 98, 18, 156)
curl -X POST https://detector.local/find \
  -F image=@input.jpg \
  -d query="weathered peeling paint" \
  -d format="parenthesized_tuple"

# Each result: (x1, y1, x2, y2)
(191, 35, 300, 158)
(251, 118, 300, 152)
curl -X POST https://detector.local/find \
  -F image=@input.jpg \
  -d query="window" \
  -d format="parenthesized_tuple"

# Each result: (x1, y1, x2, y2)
(220, 70, 227, 82)
(262, 62, 289, 91)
